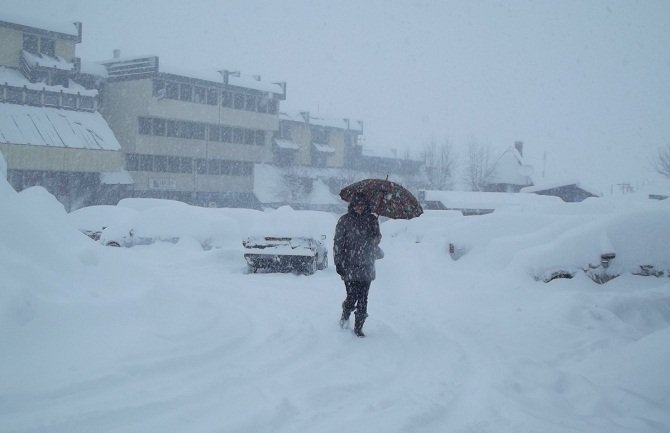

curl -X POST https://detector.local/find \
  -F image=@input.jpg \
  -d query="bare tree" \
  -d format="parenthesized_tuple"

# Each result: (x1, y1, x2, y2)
(652, 145, 670, 178)
(462, 140, 496, 191)
(421, 139, 457, 190)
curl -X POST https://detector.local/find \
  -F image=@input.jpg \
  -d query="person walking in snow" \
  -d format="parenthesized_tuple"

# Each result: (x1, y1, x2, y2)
(333, 193, 382, 337)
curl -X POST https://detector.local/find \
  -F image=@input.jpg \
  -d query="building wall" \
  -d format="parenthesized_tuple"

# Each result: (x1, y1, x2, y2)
(55, 38, 76, 61)
(0, 27, 22, 67)
(100, 77, 277, 200)
(0, 143, 124, 172)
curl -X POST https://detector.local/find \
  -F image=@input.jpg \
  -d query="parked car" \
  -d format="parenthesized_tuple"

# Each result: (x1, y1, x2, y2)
(243, 235, 329, 275)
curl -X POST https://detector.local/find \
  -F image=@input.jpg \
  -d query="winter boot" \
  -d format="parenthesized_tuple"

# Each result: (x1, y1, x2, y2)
(353, 313, 367, 338)
(340, 302, 353, 328)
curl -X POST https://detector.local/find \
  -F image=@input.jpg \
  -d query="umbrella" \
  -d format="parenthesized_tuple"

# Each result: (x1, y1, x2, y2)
(339, 178, 423, 219)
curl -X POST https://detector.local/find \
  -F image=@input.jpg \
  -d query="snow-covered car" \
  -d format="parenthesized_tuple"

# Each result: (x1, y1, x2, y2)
(243, 236, 328, 275)
(70, 199, 241, 250)
(522, 208, 670, 284)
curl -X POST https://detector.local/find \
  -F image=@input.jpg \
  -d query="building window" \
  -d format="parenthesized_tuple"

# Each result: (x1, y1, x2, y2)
(196, 159, 207, 174)
(245, 94, 256, 111)
(221, 126, 232, 142)
(222, 91, 232, 108)
(166, 120, 178, 137)
(311, 127, 330, 143)
(40, 38, 55, 56)
(167, 156, 180, 173)
(138, 117, 152, 135)
(244, 129, 254, 145)
(153, 80, 165, 96)
(206, 88, 218, 105)
(279, 122, 291, 139)
(233, 93, 244, 109)
(126, 154, 138, 171)
(166, 82, 179, 99)
(233, 128, 243, 144)
(193, 123, 206, 140)
(180, 157, 193, 173)
(193, 86, 206, 103)
(153, 118, 166, 136)
(154, 155, 167, 172)
(179, 84, 192, 102)
(267, 100, 278, 114)
(208, 125, 220, 142)
(23, 34, 39, 54)
(255, 130, 265, 146)
(139, 155, 153, 171)
(208, 159, 221, 175)
(220, 160, 232, 175)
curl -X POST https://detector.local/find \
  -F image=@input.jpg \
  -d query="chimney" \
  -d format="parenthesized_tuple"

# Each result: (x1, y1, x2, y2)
(514, 141, 524, 156)
(113, 49, 121, 59)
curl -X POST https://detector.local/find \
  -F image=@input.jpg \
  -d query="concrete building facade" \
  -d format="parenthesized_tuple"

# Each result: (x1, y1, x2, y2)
(0, 16, 127, 210)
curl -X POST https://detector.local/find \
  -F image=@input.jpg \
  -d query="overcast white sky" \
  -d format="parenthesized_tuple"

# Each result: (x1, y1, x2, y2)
(2, 0, 669, 192)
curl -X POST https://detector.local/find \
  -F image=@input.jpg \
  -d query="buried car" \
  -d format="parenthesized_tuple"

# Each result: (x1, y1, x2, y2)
(243, 236, 328, 275)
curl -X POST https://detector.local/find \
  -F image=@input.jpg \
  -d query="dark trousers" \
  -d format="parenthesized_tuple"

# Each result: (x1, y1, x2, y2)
(342, 280, 371, 318)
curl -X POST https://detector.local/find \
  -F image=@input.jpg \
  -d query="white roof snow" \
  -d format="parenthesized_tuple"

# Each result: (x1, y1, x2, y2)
(521, 180, 602, 197)
(0, 14, 80, 37)
(0, 103, 121, 150)
(22, 50, 75, 72)
(487, 146, 533, 186)
(0, 66, 97, 97)
(273, 138, 300, 150)
(423, 189, 562, 211)
(312, 142, 335, 153)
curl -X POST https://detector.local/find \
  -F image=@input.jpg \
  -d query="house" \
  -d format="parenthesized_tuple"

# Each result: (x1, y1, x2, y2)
(273, 111, 363, 169)
(521, 180, 601, 202)
(0, 15, 128, 210)
(96, 54, 287, 208)
(484, 141, 534, 192)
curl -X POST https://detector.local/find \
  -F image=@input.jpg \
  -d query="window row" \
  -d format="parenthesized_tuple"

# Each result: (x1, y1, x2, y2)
(138, 117, 266, 146)
(0, 85, 96, 110)
(125, 153, 253, 176)
(23, 33, 55, 57)
(152, 79, 278, 114)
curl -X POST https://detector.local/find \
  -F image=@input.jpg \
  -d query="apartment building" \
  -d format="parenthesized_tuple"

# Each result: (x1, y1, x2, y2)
(273, 111, 364, 169)
(98, 55, 286, 208)
(0, 16, 127, 210)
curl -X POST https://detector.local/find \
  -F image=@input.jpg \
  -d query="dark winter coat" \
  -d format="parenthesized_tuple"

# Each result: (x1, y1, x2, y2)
(333, 203, 382, 281)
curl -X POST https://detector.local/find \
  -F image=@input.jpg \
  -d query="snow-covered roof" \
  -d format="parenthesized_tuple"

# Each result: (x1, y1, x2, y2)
(22, 50, 75, 72)
(280, 110, 364, 132)
(0, 14, 80, 37)
(312, 142, 335, 153)
(487, 146, 533, 186)
(422, 189, 563, 210)
(79, 61, 109, 78)
(0, 103, 121, 150)
(274, 138, 300, 150)
(0, 66, 97, 97)
(98, 56, 286, 95)
(160, 63, 285, 94)
(521, 179, 602, 197)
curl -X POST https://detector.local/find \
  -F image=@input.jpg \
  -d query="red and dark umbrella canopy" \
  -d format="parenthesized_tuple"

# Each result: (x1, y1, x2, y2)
(340, 178, 423, 219)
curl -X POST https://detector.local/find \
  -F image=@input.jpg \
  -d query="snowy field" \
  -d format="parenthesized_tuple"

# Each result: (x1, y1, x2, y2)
(1, 177, 670, 433)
